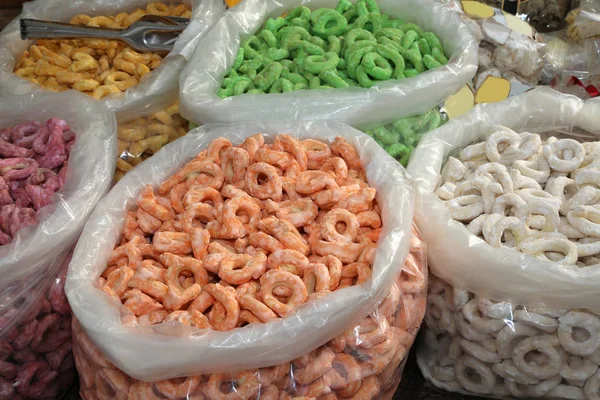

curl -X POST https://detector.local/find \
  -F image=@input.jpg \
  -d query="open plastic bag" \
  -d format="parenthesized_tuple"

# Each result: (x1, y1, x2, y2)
(72, 225, 426, 400)
(0, 0, 225, 121)
(65, 120, 415, 381)
(0, 252, 75, 399)
(0, 91, 116, 333)
(179, 0, 478, 127)
(406, 87, 600, 398)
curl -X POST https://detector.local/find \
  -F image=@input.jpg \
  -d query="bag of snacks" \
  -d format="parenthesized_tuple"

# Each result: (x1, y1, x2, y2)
(65, 120, 416, 384)
(0, 0, 225, 121)
(179, 0, 478, 127)
(0, 253, 75, 399)
(0, 90, 115, 399)
(70, 225, 426, 399)
(470, 0, 570, 32)
(115, 101, 190, 183)
(406, 87, 600, 399)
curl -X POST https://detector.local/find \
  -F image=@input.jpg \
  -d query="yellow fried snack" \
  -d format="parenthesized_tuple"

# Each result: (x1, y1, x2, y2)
(115, 101, 190, 183)
(14, 2, 192, 99)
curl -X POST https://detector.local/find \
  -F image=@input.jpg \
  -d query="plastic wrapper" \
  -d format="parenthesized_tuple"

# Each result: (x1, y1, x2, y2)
(115, 101, 190, 183)
(406, 87, 600, 398)
(179, 0, 478, 127)
(72, 225, 426, 400)
(361, 108, 448, 166)
(65, 120, 415, 381)
(461, 2, 546, 88)
(0, 91, 115, 336)
(0, 0, 225, 121)
(0, 254, 74, 400)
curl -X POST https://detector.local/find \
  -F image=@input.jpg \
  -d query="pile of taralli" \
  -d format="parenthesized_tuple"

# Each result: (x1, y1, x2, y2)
(5, 0, 600, 398)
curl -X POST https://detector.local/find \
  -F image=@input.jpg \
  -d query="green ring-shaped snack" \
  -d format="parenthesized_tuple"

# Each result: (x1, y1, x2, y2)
(402, 30, 420, 50)
(232, 77, 255, 95)
(345, 39, 379, 59)
(293, 82, 307, 91)
(270, 78, 294, 93)
(286, 6, 311, 23)
(375, 28, 405, 43)
(336, 0, 353, 14)
(384, 19, 405, 29)
(218, 87, 233, 98)
(356, 0, 380, 16)
(344, 29, 376, 54)
(304, 51, 340, 74)
(312, 9, 348, 37)
(356, 65, 379, 88)
(267, 48, 290, 61)
(337, 58, 347, 70)
(295, 48, 307, 73)
(247, 88, 265, 94)
(392, 118, 414, 137)
(239, 59, 263, 73)
(328, 35, 341, 55)
(282, 72, 307, 85)
(375, 44, 405, 78)
(343, 7, 360, 25)
(423, 54, 442, 70)
(310, 8, 329, 24)
(317, 85, 334, 89)
(385, 143, 411, 163)
(259, 30, 278, 48)
(338, 69, 349, 79)
(425, 111, 443, 131)
(279, 26, 311, 48)
(265, 17, 286, 33)
(417, 38, 431, 55)
(403, 68, 419, 78)
(361, 52, 392, 80)
(319, 70, 350, 88)
(310, 36, 327, 50)
(280, 59, 295, 71)
(400, 23, 424, 36)
(286, 39, 325, 56)
(404, 48, 424, 73)
(253, 61, 283, 91)
(352, 13, 383, 33)
(432, 47, 449, 64)
(347, 43, 375, 79)
(374, 126, 399, 145)
(423, 32, 443, 52)
(344, 77, 358, 86)
(377, 37, 402, 52)
(232, 48, 245, 70)
(222, 77, 233, 88)
(309, 76, 321, 89)
(243, 36, 268, 60)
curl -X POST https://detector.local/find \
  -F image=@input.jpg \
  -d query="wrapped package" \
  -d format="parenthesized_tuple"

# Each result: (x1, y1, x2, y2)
(0, 255, 74, 399)
(0, 0, 225, 121)
(179, 0, 478, 127)
(406, 87, 600, 399)
(71, 225, 426, 399)
(470, 0, 570, 32)
(115, 101, 190, 183)
(65, 120, 416, 382)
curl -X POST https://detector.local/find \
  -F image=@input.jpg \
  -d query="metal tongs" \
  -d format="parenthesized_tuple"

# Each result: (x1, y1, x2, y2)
(20, 15, 189, 53)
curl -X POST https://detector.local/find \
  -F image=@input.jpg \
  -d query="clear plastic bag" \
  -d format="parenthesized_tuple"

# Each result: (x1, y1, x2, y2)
(72, 225, 426, 400)
(0, 0, 225, 121)
(471, 0, 570, 32)
(0, 91, 116, 322)
(406, 87, 600, 398)
(115, 101, 190, 183)
(0, 252, 75, 400)
(179, 0, 478, 127)
(65, 120, 415, 381)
